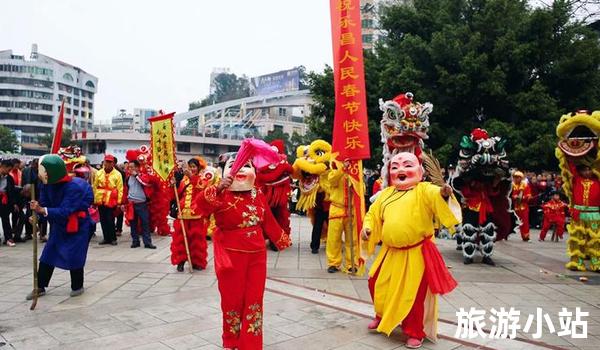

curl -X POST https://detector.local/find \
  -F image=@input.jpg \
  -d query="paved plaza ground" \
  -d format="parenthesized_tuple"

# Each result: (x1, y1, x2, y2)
(0, 215, 599, 350)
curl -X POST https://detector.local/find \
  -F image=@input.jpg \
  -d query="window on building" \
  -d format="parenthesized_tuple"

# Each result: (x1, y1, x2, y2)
(85, 80, 95, 88)
(74, 99, 80, 106)
(362, 34, 374, 43)
(74, 109, 79, 116)
(278, 108, 287, 117)
(176, 142, 191, 153)
(273, 125, 284, 133)
(362, 19, 374, 28)
(203, 144, 217, 155)
(63, 73, 74, 81)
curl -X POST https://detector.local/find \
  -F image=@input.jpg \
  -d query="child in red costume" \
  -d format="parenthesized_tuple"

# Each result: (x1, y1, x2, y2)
(256, 139, 293, 250)
(171, 157, 210, 272)
(539, 191, 567, 241)
(198, 153, 291, 350)
(512, 171, 532, 241)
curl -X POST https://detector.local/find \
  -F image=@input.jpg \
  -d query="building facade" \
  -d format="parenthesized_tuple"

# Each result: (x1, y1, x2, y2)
(0, 44, 98, 155)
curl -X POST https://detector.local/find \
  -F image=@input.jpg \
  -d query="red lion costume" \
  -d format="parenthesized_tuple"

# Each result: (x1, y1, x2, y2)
(125, 147, 172, 236)
(257, 140, 293, 240)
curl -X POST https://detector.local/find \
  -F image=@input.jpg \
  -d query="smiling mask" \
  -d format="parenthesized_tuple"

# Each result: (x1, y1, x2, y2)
(389, 152, 423, 190)
(222, 156, 256, 192)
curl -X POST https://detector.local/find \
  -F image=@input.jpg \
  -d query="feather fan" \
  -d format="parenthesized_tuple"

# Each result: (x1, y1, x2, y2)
(421, 150, 445, 186)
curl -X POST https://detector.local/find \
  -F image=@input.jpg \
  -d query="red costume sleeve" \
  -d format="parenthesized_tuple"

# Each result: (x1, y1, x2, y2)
(197, 185, 222, 216)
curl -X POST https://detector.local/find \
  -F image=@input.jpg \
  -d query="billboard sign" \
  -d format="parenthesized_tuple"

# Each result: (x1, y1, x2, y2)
(251, 68, 300, 96)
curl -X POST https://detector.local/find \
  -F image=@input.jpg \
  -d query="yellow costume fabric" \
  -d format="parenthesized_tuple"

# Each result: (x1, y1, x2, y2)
(364, 183, 460, 338)
(326, 167, 358, 271)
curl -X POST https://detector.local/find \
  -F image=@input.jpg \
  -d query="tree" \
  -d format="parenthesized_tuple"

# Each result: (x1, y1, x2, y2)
(0, 126, 19, 153)
(39, 128, 75, 150)
(306, 0, 600, 171)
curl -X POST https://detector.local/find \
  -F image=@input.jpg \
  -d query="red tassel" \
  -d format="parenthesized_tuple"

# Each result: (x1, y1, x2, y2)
(422, 239, 457, 295)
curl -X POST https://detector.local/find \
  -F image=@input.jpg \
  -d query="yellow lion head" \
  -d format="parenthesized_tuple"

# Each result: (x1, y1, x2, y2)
(292, 139, 333, 212)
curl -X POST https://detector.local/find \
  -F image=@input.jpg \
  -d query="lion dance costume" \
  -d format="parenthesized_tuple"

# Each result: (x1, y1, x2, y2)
(451, 128, 515, 265)
(555, 110, 600, 272)
(363, 152, 460, 348)
(292, 140, 333, 253)
(125, 146, 171, 236)
(256, 139, 293, 247)
(198, 152, 291, 350)
(376, 92, 432, 192)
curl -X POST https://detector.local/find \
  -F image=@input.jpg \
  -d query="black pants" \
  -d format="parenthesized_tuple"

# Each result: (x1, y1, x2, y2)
(38, 261, 84, 291)
(310, 208, 329, 251)
(115, 212, 124, 233)
(99, 206, 116, 243)
(0, 205, 13, 242)
(12, 205, 26, 240)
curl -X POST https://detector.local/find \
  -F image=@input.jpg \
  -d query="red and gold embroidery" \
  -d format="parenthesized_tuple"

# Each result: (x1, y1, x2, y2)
(246, 303, 263, 336)
(275, 231, 292, 250)
(583, 179, 592, 206)
(225, 310, 241, 335)
(239, 204, 260, 228)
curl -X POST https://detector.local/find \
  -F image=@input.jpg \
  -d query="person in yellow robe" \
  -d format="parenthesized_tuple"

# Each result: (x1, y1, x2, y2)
(362, 152, 461, 349)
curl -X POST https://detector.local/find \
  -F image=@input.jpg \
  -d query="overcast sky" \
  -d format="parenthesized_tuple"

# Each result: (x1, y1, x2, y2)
(1, 0, 333, 121)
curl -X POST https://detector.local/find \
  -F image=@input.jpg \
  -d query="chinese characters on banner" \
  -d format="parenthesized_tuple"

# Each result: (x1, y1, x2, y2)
(149, 112, 177, 181)
(330, 0, 370, 272)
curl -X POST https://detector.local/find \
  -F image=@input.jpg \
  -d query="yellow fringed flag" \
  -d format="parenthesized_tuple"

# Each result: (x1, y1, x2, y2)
(149, 112, 177, 181)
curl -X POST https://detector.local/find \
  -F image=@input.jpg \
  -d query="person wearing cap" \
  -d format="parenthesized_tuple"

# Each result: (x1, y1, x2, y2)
(540, 191, 568, 241)
(27, 154, 94, 300)
(93, 154, 124, 245)
(512, 171, 532, 241)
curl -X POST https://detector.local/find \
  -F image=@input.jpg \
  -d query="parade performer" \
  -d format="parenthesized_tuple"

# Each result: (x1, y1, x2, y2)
(292, 140, 333, 254)
(93, 154, 124, 245)
(256, 139, 293, 250)
(171, 157, 210, 272)
(26, 155, 94, 299)
(362, 152, 460, 348)
(512, 171, 532, 241)
(376, 92, 432, 192)
(555, 110, 600, 271)
(57, 145, 86, 175)
(198, 152, 291, 350)
(539, 191, 568, 241)
(451, 128, 515, 265)
(325, 158, 359, 273)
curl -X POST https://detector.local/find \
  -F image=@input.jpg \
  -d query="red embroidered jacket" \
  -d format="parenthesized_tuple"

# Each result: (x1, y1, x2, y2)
(511, 182, 531, 211)
(198, 186, 291, 252)
(177, 174, 205, 219)
(542, 199, 567, 222)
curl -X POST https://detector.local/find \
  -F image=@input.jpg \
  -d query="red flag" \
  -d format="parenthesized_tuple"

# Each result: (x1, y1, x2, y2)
(51, 99, 65, 154)
(330, 0, 370, 273)
(330, 0, 370, 160)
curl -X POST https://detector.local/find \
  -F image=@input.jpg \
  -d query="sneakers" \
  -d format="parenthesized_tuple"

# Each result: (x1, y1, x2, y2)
(131, 242, 140, 248)
(311, 248, 319, 254)
(70, 288, 85, 297)
(177, 262, 185, 272)
(110, 240, 118, 246)
(327, 266, 339, 273)
(26, 288, 46, 300)
(144, 244, 157, 249)
(406, 337, 423, 349)
(98, 240, 111, 245)
(482, 256, 496, 266)
(5, 239, 16, 247)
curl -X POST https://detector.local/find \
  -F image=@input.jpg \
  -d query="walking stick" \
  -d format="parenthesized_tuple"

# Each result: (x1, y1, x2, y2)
(30, 184, 39, 310)
(347, 175, 356, 276)
(172, 183, 194, 273)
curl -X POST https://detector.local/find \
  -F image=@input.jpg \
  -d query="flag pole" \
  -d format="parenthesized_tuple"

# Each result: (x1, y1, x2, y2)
(172, 183, 194, 273)
(30, 184, 39, 310)
(346, 169, 356, 275)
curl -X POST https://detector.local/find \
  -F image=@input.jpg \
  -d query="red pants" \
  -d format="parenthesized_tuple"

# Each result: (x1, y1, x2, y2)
(539, 217, 565, 240)
(170, 219, 208, 268)
(516, 207, 530, 239)
(150, 197, 171, 236)
(270, 204, 291, 236)
(217, 249, 267, 350)
(368, 258, 428, 339)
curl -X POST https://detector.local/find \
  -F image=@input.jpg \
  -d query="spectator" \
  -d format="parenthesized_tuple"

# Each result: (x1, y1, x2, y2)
(9, 159, 25, 242)
(93, 154, 123, 246)
(0, 159, 16, 246)
(125, 160, 156, 249)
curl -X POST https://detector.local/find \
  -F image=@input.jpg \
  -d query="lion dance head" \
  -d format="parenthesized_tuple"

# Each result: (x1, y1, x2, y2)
(292, 139, 332, 212)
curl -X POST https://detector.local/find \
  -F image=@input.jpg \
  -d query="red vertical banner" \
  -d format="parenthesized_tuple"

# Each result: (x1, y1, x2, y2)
(330, 0, 370, 160)
(51, 99, 65, 154)
(330, 0, 370, 273)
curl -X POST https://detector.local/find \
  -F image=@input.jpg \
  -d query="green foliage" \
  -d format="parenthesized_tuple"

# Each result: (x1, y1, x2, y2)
(0, 126, 19, 153)
(306, 0, 600, 171)
(38, 128, 75, 150)
(189, 73, 251, 111)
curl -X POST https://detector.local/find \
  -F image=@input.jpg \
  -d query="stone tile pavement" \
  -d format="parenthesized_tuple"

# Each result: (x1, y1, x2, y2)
(0, 214, 598, 349)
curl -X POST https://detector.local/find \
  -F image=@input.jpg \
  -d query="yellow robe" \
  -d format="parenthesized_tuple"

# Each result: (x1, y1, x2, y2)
(364, 183, 461, 339)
